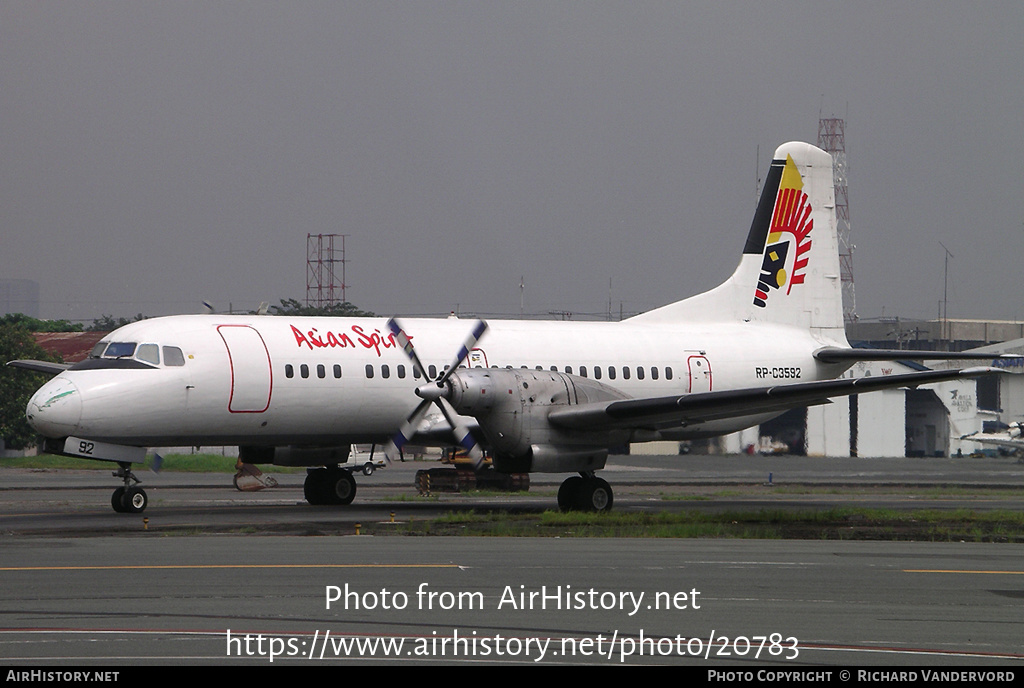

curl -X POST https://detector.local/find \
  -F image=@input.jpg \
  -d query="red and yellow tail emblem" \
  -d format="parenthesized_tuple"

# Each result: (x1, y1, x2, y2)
(753, 155, 813, 308)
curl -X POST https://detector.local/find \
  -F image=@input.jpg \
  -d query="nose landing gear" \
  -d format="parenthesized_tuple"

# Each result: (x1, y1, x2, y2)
(110, 462, 147, 513)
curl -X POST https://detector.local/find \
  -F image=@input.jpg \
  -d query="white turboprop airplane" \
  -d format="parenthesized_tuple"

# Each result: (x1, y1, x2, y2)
(12, 142, 1004, 514)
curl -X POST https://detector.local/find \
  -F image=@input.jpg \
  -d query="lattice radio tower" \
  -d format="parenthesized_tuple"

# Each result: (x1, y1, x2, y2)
(817, 116, 856, 323)
(306, 234, 347, 309)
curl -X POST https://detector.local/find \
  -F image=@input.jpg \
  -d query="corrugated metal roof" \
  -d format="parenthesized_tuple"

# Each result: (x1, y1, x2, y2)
(33, 332, 108, 363)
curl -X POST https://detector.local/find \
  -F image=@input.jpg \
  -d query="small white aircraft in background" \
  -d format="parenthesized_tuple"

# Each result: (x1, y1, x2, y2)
(11, 142, 1003, 513)
(961, 422, 1024, 455)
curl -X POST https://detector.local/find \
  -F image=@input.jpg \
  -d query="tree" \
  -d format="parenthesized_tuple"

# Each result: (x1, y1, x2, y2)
(265, 298, 375, 318)
(0, 313, 83, 332)
(86, 313, 145, 332)
(0, 323, 62, 450)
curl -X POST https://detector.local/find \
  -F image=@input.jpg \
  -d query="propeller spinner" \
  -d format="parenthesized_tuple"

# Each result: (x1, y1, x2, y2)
(383, 318, 488, 466)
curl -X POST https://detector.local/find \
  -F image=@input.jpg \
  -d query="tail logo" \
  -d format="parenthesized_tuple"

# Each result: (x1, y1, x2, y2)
(753, 154, 813, 308)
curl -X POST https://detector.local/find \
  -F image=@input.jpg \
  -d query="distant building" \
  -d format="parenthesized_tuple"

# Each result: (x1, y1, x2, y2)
(0, 279, 40, 318)
(848, 318, 1024, 352)
(718, 318, 1024, 458)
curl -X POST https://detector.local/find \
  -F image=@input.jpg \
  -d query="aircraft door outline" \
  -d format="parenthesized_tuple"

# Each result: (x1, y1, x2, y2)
(688, 355, 712, 393)
(217, 325, 273, 413)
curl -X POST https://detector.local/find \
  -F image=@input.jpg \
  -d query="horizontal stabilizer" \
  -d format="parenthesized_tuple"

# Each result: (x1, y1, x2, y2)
(6, 359, 70, 375)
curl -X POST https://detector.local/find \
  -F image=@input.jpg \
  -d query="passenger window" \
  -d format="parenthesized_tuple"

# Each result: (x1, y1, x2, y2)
(594, 366, 602, 380)
(622, 366, 630, 380)
(365, 364, 374, 379)
(136, 344, 159, 365)
(608, 366, 616, 380)
(163, 346, 186, 366)
(382, 364, 391, 379)
(285, 364, 294, 379)
(637, 367, 645, 380)
(333, 364, 342, 378)
(651, 367, 659, 380)
(317, 364, 326, 379)
(300, 364, 309, 379)
(428, 364, 437, 379)
(398, 365, 406, 379)
(565, 366, 573, 374)
(665, 366, 673, 380)
(580, 366, 588, 378)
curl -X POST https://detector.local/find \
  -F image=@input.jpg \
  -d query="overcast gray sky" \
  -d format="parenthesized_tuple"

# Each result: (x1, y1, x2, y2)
(2, 2, 1022, 324)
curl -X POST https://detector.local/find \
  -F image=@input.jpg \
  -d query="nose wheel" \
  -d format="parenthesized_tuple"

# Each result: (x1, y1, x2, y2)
(110, 463, 147, 513)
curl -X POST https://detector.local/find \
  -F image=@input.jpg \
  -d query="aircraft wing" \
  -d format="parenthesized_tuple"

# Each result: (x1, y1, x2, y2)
(548, 367, 1000, 432)
(813, 347, 1021, 363)
(6, 360, 71, 375)
(958, 433, 1024, 450)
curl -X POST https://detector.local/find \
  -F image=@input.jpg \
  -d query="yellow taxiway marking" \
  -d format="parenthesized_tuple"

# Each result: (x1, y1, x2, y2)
(0, 564, 460, 572)
(904, 569, 1024, 575)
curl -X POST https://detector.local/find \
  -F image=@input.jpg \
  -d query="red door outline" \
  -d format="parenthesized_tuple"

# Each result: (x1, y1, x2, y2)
(217, 325, 273, 413)
(688, 355, 712, 393)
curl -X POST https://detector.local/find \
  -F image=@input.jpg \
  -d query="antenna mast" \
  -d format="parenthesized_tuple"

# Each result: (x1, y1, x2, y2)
(306, 234, 348, 309)
(817, 116, 856, 324)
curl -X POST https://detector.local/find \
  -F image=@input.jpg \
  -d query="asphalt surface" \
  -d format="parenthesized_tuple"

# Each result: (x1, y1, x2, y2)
(1, 453, 1023, 666)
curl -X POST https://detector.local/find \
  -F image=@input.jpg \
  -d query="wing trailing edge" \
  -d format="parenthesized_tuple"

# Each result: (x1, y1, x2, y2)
(813, 347, 1021, 364)
(548, 367, 1002, 432)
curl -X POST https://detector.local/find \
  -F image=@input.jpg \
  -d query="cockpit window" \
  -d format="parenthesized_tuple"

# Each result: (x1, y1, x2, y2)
(90, 342, 108, 358)
(136, 343, 160, 365)
(103, 342, 137, 358)
(163, 346, 185, 366)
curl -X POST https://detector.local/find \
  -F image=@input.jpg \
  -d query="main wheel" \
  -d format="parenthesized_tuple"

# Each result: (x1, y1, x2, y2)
(304, 469, 329, 505)
(575, 477, 613, 512)
(328, 469, 357, 505)
(557, 476, 584, 511)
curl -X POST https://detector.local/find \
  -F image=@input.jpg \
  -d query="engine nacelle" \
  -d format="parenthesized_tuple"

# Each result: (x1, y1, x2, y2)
(445, 368, 631, 473)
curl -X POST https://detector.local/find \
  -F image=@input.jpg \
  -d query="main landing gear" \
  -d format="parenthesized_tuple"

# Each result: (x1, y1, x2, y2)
(110, 462, 147, 514)
(304, 466, 357, 505)
(557, 472, 613, 512)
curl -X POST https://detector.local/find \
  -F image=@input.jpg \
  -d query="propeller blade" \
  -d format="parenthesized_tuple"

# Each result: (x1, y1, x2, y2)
(436, 397, 484, 469)
(437, 320, 488, 385)
(387, 318, 432, 381)
(383, 398, 433, 463)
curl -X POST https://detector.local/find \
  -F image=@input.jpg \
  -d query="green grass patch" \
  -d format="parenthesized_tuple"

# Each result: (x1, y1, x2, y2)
(378, 506, 1024, 541)
(0, 452, 306, 473)
(1, 454, 112, 470)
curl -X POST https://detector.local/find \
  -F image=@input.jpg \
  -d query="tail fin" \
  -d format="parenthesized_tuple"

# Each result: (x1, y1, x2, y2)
(631, 141, 844, 337)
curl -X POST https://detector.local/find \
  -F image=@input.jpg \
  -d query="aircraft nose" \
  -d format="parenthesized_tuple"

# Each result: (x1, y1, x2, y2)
(27, 377, 82, 438)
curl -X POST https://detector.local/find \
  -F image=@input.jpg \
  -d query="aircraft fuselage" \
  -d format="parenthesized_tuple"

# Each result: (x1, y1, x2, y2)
(27, 314, 844, 449)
